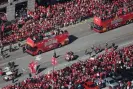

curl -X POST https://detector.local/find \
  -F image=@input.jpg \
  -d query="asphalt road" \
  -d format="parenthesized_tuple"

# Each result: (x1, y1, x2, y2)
(0, 20, 133, 87)
(0, 19, 93, 66)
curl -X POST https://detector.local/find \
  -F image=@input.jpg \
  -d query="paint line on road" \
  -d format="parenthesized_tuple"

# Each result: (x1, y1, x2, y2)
(35, 55, 42, 61)
(15, 58, 21, 60)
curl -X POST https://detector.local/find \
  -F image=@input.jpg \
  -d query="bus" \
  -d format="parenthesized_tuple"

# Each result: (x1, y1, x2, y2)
(91, 7, 133, 33)
(25, 30, 69, 56)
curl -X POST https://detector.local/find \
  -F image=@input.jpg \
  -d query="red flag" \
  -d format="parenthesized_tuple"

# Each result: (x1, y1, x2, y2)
(51, 57, 57, 66)
(1, 24, 5, 32)
(1, 15, 7, 21)
(105, 48, 108, 53)
(28, 61, 38, 74)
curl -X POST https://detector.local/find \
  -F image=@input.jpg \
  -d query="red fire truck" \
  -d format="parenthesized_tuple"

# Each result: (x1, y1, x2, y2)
(25, 30, 69, 56)
(91, 9, 133, 33)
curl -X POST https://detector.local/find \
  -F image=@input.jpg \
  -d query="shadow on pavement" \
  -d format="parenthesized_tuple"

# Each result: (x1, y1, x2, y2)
(17, 73, 23, 78)
(73, 55, 79, 61)
(3, 49, 9, 52)
(56, 55, 60, 58)
(5, 54, 10, 58)
(12, 47, 19, 52)
(69, 35, 78, 44)
(38, 67, 47, 74)
(14, 64, 19, 68)
(36, 65, 47, 74)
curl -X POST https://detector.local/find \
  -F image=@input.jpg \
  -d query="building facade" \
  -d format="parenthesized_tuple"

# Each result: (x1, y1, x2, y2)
(0, 0, 35, 21)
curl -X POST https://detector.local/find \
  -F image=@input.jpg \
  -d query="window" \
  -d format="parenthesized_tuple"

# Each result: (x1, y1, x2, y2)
(109, 80, 115, 84)
(0, 0, 8, 5)
(93, 23, 103, 30)
(26, 45, 37, 52)
(45, 38, 57, 47)
(15, 1, 27, 18)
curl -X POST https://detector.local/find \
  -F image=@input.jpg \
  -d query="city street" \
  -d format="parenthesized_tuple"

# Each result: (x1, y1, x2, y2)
(0, 19, 93, 65)
(0, 19, 133, 88)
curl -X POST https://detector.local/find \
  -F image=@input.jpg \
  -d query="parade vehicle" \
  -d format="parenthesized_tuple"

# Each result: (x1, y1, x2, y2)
(94, 79, 106, 88)
(91, 7, 133, 33)
(65, 51, 76, 61)
(26, 30, 69, 55)
(82, 81, 100, 89)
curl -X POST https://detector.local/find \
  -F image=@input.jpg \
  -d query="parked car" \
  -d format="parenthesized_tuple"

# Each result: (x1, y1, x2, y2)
(82, 81, 100, 89)
(94, 79, 106, 88)
(104, 77, 119, 89)
(3, 71, 14, 81)
(76, 84, 84, 89)
(112, 73, 122, 82)
(65, 51, 77, 61)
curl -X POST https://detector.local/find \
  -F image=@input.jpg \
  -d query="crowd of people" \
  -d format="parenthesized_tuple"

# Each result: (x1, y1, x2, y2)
(31, 28, 68, 43)
(0, 0, 133, 46)
(0, 0, 133, 88)
(2, 44, 133, 89)
(94, 0, 133, 20)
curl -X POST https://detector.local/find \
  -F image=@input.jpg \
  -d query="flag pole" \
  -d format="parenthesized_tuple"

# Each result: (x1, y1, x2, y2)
(53, 65, 54, 77)
(53, 49, 56, 76)
(53, 50, 55, 89)
(52, 64, 54, 89)
(52, 49, 57, 88)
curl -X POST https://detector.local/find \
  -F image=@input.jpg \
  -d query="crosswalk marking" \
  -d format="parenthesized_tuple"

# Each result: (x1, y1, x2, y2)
(35, 55, 42, 61)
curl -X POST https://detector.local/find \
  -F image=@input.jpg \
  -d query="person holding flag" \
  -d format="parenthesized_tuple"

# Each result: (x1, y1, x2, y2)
(52, 51, 57, 66)
(28, 61, 38, 75)
(1, 23, 5, 32)
(0, 23, 4, 41)
(51, 50, 58, 88)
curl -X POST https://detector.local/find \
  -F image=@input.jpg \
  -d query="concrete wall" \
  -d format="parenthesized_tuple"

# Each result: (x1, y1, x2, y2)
(27, 0, 35, 12)
(6, 3, 15, 21)
(0, 0, 35, 21)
